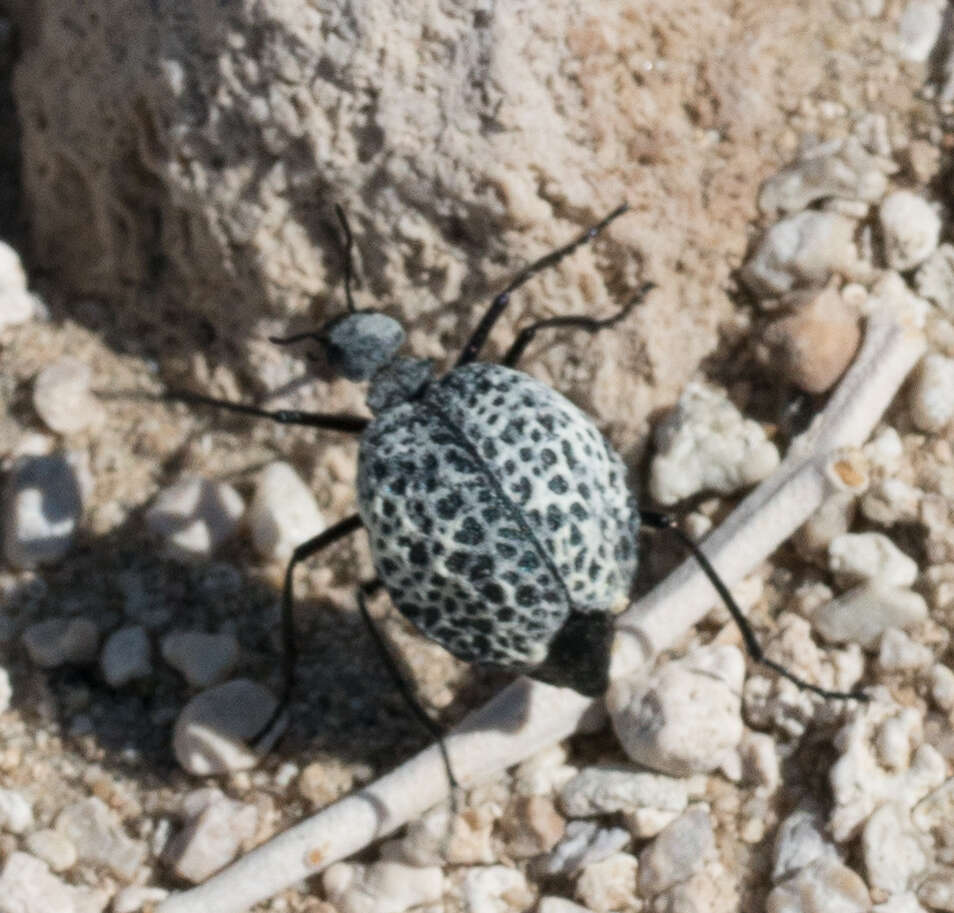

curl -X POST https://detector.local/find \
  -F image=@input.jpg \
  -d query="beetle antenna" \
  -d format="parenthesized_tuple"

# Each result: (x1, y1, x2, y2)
(335, 204, 357, 314)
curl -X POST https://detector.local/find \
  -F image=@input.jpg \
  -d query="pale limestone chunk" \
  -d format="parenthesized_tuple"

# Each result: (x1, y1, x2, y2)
(649, 383, 779, 506)
(323, 860, 443, 913)
(608, 646, 744, 777)
(879, 191, 941, 271)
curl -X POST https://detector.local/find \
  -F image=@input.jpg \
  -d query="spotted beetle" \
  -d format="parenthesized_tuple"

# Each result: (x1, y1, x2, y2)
(172, 204, 865, 776)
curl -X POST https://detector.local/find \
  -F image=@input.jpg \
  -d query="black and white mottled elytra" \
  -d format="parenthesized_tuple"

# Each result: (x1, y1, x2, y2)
(357, 360, 640, 694)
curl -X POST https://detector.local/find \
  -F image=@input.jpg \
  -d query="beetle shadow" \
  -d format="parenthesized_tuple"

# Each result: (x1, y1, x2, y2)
(0, 503, 511, 790)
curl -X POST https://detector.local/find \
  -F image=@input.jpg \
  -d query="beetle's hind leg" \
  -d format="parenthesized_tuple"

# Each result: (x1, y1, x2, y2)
(640, 510, 869, 703)
(356, 586, 461, 798)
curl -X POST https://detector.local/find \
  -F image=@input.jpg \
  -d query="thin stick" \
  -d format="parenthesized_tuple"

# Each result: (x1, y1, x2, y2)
(156, 310, 924, 913)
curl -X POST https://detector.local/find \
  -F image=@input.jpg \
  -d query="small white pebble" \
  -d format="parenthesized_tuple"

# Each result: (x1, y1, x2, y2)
(813, 582, 928, 648)
(458, 865, 533, 913)
(32, 357, 101, 435)
(0, 665, 11, 715)
(766, 857, 869, 913)
(22, 616, 99, 668)
(55, 796, 146, 879)
(0, 852, 83, 913)
(100, 625, 152, 687)
(877, 714, 918, 771)
(2, 453, 83, 568)
(575, 852, 639, 913)
(160, 630, 239, 688)
(173, 679, 283, 775)
(112, 885, 171, 913)
(538, 899, 594, 913)
(910, 353, 954, 432)
(273, 761, 299, 789)
(862, 801, 930, 895)
(741, 210, 862, 297)
(861, 478, 921, 527)
(637, 805, 713, 897)
(501, 795, 565, 858)
(789, 581, 835, 618)
(864, 426, 905, 471)
(323, 859, 443, 913)
(24, 828, 77, 872)
(929, 664, 954, 711)
(608, 646, 744, 777)
(897, 0, 947, 63)
(544, 820, 630, 876)
(866, 271, 930, 328)
(797, 492, 856, 552)
(772, 806, 840, 884)
(741, 797, 769, 843)
(0, 241, 37, 330)
(394, 801, 496, 866)
(830, 703, 946, 842)
(879, 191, 941, 271)
(877, 628, 933, 672)
(915, 243, 954, 314)
(145, 476, 244, 561)
(512, 744, 578, 797)
(163, 789, 258, 883)
(649, 383, 779, 505)
(919, 868, 954, 911)
(247, 461, 324, 562)
(828, 532, 918, 588)
(0, 788, 33, 834)
(757, 136, 889, 216)
(560, 766, 688, 839)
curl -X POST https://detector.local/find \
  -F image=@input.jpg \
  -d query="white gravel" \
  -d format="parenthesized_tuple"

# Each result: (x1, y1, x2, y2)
(172, 679, 283, 775)
(2, 453, 83, 568)
(0, 240, 37, 330)
(648, 383, 779, 505)
(145, 476, 245, 561)
(32, 357, 101, 435)
(813, 583, 929, 648)
(879, 191, 941, 271)
(159, 630, 239, 688)
(247, 461, 324, 562)
(21, 616, 99, 668)
(608, 646, 745, 777)
(163, 789, 259, 883)
(100, 624, 152, 687)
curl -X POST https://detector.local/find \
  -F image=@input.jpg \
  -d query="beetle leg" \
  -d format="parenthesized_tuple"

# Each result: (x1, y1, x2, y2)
(501, 280, 654, 368)
(455, 203, 630, 367)
(251, 514, 365, 747)
(164, 389, 369, 433)
(356, 586, 461, 796)
(640, 510, 869, 702)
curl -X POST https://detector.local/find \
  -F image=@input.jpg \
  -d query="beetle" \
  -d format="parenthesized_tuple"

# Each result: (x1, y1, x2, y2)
(172, 203, 865, 773)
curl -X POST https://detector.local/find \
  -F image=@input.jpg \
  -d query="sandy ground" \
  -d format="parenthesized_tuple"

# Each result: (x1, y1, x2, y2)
(1, 1, 953, 911)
